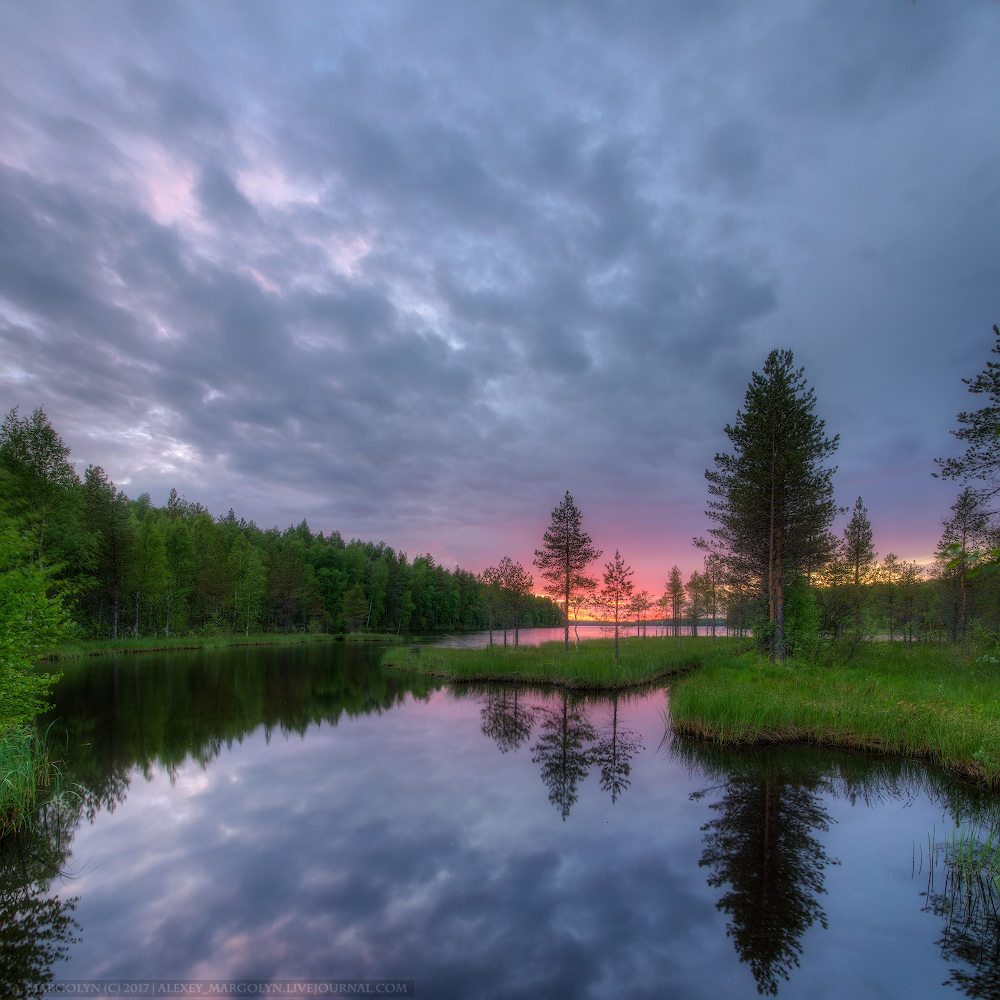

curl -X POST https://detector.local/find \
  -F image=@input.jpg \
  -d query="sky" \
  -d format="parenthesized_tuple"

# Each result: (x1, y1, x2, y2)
(1, 1, 998, 591)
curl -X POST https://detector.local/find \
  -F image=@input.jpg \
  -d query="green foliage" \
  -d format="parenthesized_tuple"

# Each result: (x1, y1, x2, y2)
(0, 522, 71, 728)
(783, 577, 820, 660)
(0, 408, 562, 646)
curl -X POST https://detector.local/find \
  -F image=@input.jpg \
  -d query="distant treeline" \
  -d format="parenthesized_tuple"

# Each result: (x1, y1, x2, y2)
(0, 408, 563, 639)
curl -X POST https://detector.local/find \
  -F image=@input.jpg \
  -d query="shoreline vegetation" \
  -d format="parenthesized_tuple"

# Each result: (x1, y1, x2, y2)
(42, 631, 404, 661)
(665, 639, 1000, 789)
(382, 637, 702, 690)
(384, 635, 1000, 788)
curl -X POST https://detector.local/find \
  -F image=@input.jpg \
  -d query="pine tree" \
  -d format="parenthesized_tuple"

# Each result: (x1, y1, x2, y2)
(594, 550, 634, 669)
(534, 492, 602, 651)
(706, 349, 838, 662)
(665, 565, 685, 637)
(938, 487, 993, 640)
(935, 324, 1000, 487)
(841, 497, 876, 631)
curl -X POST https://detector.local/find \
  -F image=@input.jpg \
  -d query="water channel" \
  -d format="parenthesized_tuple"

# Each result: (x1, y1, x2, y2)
(7, 640, 1000, 998)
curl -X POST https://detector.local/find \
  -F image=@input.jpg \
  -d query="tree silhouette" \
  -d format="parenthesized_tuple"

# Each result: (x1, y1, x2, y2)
(534, 492, 602, 651)
(695, 760, 836, 995)
(531, 695, 596, 820)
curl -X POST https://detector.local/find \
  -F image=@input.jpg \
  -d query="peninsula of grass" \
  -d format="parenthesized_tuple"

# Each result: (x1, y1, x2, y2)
(668, 639, 1000, 789)
(381, 637, 701, 690)
(45, 631, 402, 661)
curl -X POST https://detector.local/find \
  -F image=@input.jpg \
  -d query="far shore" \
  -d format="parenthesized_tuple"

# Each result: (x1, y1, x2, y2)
(42, 631, 403, 661)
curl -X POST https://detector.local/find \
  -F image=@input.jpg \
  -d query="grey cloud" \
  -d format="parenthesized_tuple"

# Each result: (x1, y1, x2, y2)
(0, 0, 997, 568)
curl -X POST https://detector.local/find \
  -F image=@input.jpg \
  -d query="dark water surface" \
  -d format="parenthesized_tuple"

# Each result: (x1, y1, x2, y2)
(11, 642, 1000, 998)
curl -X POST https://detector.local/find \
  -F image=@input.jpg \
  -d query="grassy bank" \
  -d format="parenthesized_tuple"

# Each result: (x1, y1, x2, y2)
(668, 639, 1000, 788)
(45, 631, 401, 661)
(381, 637, 700, 690)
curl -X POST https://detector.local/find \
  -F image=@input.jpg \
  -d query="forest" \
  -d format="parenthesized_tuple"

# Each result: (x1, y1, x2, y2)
(0, 407, 562, 640)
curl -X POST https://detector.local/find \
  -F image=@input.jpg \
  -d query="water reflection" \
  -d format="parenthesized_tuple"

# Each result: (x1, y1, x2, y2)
(531, 695, 597, 820)
(591, 698, 643, 805)
(479, 690, 534, 754)
(21, 646, 1000, 996)
(476, 689, 644, 817)
(0, 801, 81, 999)
(678, 743, 837, 995)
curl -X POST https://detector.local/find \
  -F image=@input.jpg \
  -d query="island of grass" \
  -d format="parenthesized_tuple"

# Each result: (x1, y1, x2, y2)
(46, 631, 403, 660)
(667, 638, 1000, 790)
(381, 636, 700, 690)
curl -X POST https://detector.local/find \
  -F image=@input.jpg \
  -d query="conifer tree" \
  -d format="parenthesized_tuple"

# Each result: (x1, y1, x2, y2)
(706, 349, 838, 662)
(936, 324, 1000, 487)
(841, 497, 876, 631)
(938, 487, 993, 640)
(534, 492, 602, 651)
(594, 550, 634, 669)
(665, 565, 685, 637)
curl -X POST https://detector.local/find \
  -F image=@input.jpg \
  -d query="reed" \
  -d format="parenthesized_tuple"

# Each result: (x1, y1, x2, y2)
(0, 727, 59, 836)
(381, 637, 703, 690)
(669, 640, 1000, 788)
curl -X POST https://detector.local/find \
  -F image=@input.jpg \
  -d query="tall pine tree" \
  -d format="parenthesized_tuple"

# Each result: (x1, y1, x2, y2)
(534, 491, 602, 650)
(706, 350, 838, 662)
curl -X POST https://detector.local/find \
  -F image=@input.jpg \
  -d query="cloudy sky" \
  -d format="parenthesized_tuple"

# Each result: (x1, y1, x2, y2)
(1, 1, 998, 588)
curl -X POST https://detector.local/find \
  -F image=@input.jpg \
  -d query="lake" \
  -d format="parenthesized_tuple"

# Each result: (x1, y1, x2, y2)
(9, 641, 999, 998)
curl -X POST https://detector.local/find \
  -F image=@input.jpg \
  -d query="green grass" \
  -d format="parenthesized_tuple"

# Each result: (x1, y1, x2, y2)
(381, 636, 701, 690)
(44, 631, 402, 661)
(668, 639, 1000, 788)
(0, 727, 58, 836)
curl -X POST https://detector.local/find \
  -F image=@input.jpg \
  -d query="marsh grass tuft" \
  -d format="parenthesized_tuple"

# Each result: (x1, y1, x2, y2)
(381, 636, 702, 690)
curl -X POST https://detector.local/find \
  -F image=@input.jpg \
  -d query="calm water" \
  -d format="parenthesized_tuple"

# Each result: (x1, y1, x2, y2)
(8, 642, 1000, 998)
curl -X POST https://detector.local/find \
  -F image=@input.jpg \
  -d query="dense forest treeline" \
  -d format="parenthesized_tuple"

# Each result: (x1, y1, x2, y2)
(0, 408, 562, 639)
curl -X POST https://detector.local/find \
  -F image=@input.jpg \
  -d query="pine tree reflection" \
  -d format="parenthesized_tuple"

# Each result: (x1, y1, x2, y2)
(531, 694, 597, 820)
(682, 744, 837, 995)
(480, 689, 535, 753)
(0, 799, 82, 999)
(589, 696, 643, 804)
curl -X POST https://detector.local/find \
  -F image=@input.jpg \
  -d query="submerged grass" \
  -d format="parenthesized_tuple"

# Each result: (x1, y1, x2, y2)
(381, 636, 702, 690)
(0, 727, 60, 836)
(45, 631, 402, 661)
(669, 640, 1000, 788)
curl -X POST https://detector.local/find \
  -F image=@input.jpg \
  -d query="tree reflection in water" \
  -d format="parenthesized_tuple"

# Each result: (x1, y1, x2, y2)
(477, 690, 645, 818)
(480, 690, 535, 754)
(676, 741, 838, 996)
(0, 797, 82, 999)
(531, 694, 597, 820)
(589, 696, 643, 805)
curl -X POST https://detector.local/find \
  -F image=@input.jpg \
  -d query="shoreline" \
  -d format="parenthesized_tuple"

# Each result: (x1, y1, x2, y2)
(42, 632, 402, 661)
(666, 640, 1000, 791)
